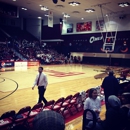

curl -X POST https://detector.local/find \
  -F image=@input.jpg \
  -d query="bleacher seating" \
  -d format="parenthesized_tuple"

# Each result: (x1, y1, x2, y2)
(0, 45, 18, 61)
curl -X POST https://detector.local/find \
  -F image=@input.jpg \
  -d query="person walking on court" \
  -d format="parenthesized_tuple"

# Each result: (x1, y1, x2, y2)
(32, 67, 48, 105)
(101, 71, 119, 110)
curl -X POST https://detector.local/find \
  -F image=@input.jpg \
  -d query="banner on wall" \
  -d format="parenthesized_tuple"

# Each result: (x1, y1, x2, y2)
(28, 61, 39, 66)
(0, 61, 14, 68)
(15, 62, 27, 67)
(66, 24, 73, 33)
(96, 20, 104, 31)
(0, 68, 14, 72)
(76, 21, 92, 32)
(62, 16, 67, 29)
(48, 10, 53, 27)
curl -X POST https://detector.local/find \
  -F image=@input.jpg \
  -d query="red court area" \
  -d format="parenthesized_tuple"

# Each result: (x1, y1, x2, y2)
(44, 70, 85, 77)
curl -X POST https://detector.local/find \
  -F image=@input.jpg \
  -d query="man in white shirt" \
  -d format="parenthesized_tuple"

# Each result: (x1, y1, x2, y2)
(32, 67, 48, 105)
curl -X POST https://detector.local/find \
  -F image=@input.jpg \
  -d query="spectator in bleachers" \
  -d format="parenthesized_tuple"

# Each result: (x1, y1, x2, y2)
(0, 44, 16, 61)
(33, 110, 65, 130)
(84, 88, 101, 126)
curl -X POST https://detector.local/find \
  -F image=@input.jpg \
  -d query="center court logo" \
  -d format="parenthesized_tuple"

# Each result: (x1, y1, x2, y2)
(44, 69, 85, 77)
(89, 36, 103, 43)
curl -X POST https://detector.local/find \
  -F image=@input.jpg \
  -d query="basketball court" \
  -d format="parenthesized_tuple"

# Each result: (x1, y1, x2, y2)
(0, 64, 128, 129)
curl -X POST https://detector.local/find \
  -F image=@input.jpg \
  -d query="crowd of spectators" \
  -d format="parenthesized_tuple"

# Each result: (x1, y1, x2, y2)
(36, 49, 66, 64)
(1, 40, 73, 64)
(0, 44, 20, 61)
(0, 26, 84, 64)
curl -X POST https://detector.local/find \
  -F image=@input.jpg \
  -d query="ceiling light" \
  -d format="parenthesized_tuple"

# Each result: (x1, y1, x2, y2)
(118, 3, 125, 7)
(13, 0, 16, 1)
(69, 2, 80, 6)
(124, 2, 129, 6)
(41, 6, 49, 11)
(85, 9, 95, 13)
(64, 13, 70, 18)
(45, 14, 49, 17)
(118, 2, 130, 7)
(21, 7, 27, 10)
(39, 5, 42, 6)
(38, 17, 42, 19)
(81, 18, 84, 20)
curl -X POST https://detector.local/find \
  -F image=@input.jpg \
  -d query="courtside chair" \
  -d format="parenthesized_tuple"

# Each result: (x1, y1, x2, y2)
(70, 92, 83, 112)
(70, 92, 80, 105)
(61, 95, 73, 108)
(43, 100, 55, 111)
(52, 97, 65, 112)
(13, 106, 31, 126)
(75, 103, 83, 112)
(0, 110, 15, 130)
(53, 97, 64, 107)
(69, 104, 78, 115)
(52, 106, 61, 113)
(27, 103, 43, 127)
(59, 95, 73, 113)
(60, 106, 71, 120)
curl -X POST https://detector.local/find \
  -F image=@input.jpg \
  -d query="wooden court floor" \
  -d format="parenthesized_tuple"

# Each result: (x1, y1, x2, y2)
(0, 64, 121, 130)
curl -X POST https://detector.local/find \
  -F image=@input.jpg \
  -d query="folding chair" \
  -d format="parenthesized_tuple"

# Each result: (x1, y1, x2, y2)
(52, 97, 64, 113)
(0, 110, 15, 130)
(61, 95, 72, 108)
(43, 100, 55, 111)
(27, 103, 43, 127)
(14, 106, 31, 126)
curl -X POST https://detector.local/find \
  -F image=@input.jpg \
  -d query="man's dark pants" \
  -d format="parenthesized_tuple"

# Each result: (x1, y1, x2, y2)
(38, 86, 47, 105)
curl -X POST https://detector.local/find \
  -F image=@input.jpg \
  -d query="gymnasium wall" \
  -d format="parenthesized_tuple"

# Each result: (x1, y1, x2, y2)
(62, 15, 130, 35)
(26, 18, 42, 40)
(0, 17, 21, 27)
(71, 52, 130, 66)
(61, 31, 130, 53)
(42, 24, 62, 40)
(0, 17, 42, 40)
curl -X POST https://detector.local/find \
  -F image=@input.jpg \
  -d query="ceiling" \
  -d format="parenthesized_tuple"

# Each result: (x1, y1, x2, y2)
(1, 0, 130, 22)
